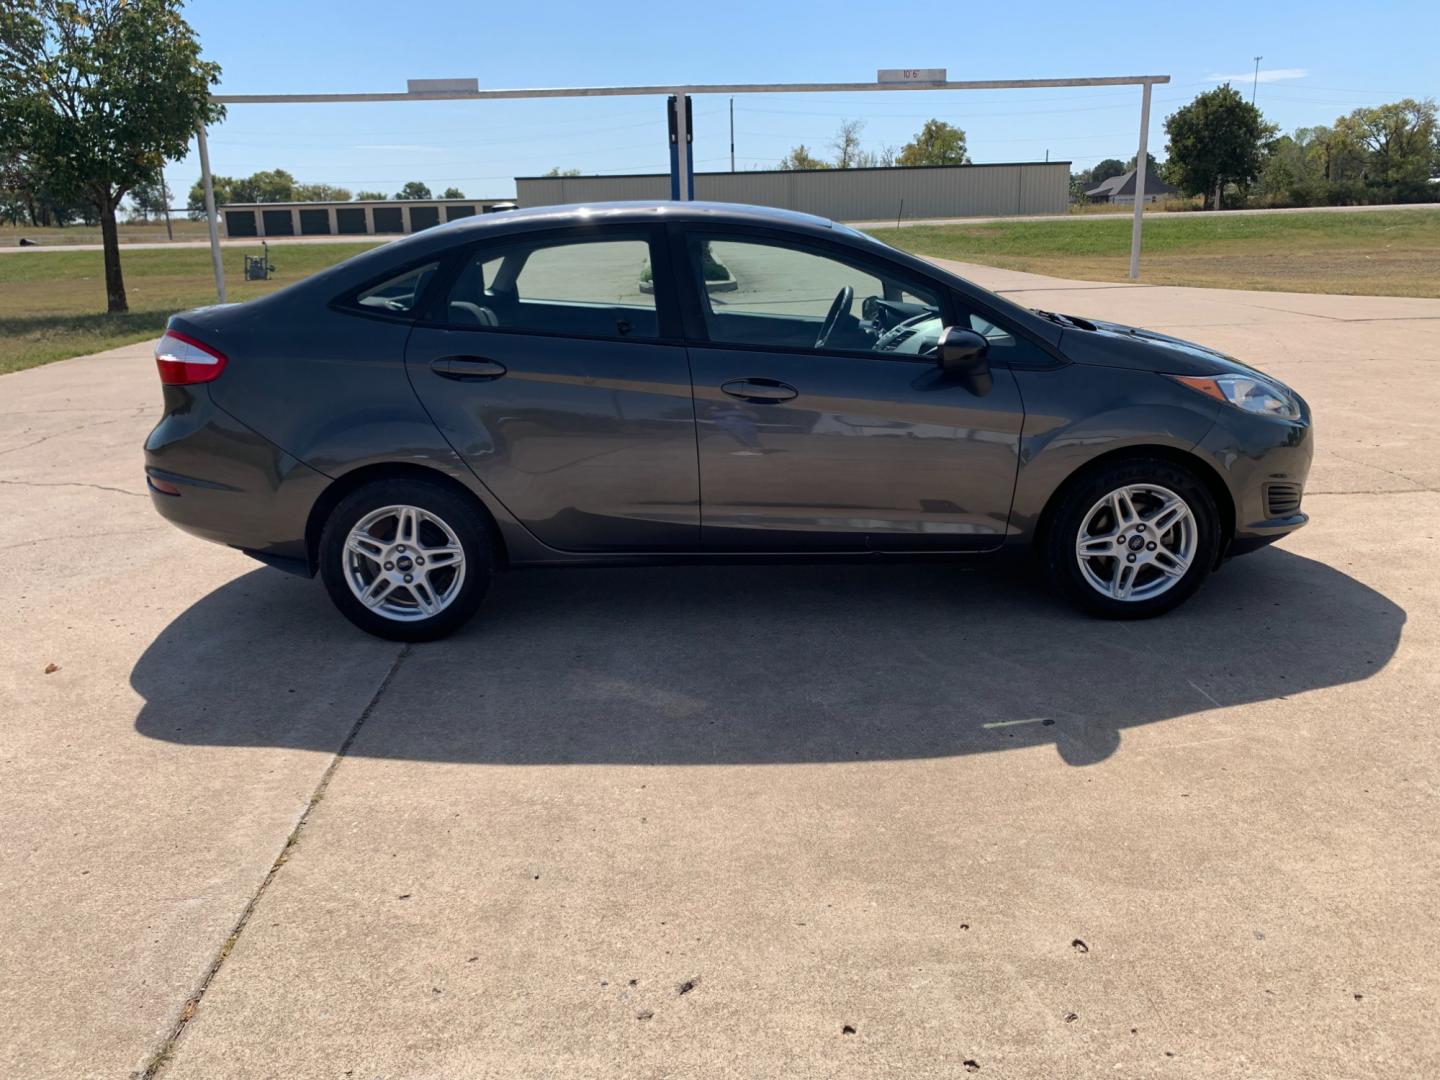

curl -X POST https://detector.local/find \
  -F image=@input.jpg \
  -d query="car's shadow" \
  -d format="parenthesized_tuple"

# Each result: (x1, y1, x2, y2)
(133, 549, 1403, 767)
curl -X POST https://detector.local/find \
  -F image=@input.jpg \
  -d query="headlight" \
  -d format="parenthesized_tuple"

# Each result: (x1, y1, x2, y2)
(1169, 373, 1300, 419)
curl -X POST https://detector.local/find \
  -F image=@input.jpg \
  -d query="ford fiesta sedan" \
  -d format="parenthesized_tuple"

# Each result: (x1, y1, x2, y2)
(145, 201, 1312, 640)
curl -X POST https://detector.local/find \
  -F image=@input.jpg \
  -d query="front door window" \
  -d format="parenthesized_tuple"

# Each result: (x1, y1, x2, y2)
(688, 236, 944, 358)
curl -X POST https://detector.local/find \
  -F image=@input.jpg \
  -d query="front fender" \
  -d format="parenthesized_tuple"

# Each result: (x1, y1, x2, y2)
(1007, 365, 1221, 540)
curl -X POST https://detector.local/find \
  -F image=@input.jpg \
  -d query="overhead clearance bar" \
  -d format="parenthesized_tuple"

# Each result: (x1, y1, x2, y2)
(197, 72, 1170, 301)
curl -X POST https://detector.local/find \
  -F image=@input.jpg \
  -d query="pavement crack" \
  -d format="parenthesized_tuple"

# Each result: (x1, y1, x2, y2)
(1308, 487, 1439, 496)
(1323, 450, 1437, 493)
(0, 414, 134, 457)
(136, 643, 412, 1080)
(0, 477, 146, 498)
(0, 525, 165, 551)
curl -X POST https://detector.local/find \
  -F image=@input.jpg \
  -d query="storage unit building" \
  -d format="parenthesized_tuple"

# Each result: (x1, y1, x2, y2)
(515, 162, 1070, 221)
(219, 197, 515, 239)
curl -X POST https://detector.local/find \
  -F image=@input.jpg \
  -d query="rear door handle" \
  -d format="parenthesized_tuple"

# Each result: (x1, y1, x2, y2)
(432, 356, 507, 381)
(720, 378, 798, 403)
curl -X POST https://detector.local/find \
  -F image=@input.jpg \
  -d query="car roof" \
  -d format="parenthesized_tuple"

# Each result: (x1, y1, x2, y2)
(438, 200, 839, 236)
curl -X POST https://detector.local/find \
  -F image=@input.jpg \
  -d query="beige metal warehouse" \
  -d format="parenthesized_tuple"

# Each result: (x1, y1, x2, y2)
(516, 162, 1070, 222)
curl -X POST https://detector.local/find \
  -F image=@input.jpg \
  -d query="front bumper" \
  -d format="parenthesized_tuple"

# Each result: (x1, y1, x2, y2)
(1195, 397, 1314, 557)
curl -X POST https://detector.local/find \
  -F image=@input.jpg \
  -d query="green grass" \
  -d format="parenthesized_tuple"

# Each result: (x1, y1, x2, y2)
(875, 208, 1440, 297)
(0, 242, 376, 374)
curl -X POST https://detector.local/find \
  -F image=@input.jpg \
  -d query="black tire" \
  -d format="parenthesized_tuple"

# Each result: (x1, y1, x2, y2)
(318, 478, 493, 641)
(1043, 457, 1220, 620)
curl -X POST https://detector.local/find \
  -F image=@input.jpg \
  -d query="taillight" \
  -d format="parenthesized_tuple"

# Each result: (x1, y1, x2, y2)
(155, 330, 227, 385)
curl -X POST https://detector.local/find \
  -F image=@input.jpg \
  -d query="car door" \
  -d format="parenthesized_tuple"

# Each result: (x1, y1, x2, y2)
(672, 226, 1028, 552)
(404, 225, 699, 552)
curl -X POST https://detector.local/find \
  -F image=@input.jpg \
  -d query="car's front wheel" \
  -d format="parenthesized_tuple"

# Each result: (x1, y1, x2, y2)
(319, 478, 493, 641)
(1044, 458, 1220, 619)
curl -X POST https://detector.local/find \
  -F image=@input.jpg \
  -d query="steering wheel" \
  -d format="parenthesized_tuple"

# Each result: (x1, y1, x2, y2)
(814, 286, 854, 349)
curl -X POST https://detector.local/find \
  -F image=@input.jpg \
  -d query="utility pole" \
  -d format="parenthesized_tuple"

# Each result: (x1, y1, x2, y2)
(196, 124, 225, 301)
(160, 174, 174, 242)
(1251, 56, 1262, 104)
(1128, 81, 1153, 280)
(729, 97, 735, 172)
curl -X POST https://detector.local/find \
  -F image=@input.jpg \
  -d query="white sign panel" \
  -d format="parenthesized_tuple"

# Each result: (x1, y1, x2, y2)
(407, 78, 480, 94)
(877, 68, 947, 84)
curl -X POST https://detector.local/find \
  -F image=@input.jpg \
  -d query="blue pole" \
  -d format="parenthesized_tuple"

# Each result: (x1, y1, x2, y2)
(667, 96, 680, 200)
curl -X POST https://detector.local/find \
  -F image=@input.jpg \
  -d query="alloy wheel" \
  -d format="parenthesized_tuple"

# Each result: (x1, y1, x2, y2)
(342, 504, 467, 622)
(1074, 483, 1197, 602)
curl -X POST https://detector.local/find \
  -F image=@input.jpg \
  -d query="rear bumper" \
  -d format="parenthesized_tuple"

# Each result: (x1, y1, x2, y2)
(144, 388, 329, 568)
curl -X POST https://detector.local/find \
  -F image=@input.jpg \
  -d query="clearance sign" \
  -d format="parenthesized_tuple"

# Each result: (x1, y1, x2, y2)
(877, 69, 947, 84)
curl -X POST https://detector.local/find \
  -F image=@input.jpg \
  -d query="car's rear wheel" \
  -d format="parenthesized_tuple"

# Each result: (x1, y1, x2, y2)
(319, 479, 492, 641)
(1044, 458, 1220, 619)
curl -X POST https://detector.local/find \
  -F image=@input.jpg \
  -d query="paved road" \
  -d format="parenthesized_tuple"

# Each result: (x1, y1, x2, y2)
(2, 265, 1438, 1079)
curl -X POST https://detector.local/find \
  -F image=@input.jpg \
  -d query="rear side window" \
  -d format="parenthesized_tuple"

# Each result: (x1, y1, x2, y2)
(443, 237, 659, 340)
(352, 262, 440, 315)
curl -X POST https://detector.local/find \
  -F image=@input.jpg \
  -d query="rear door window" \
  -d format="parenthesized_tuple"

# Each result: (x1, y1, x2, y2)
(444, 235, 661, 340)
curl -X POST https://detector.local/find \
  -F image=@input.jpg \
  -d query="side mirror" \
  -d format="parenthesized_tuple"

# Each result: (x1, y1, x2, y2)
(937, 327, 992, 396)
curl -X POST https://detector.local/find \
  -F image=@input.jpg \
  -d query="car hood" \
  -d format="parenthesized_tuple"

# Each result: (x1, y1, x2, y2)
(1055, 315, 1272, 379)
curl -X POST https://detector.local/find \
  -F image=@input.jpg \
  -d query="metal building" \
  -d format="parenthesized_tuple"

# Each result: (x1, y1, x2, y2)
(516, 162, 1070, 221)
(218, 197, 515, 238)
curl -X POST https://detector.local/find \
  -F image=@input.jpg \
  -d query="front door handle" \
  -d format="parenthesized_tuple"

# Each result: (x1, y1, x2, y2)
(720, 378, 798, 404)
(432, 356, 507, 381)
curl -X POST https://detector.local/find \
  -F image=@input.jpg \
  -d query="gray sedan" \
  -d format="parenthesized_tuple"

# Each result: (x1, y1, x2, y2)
(144, 201, 1312, 639)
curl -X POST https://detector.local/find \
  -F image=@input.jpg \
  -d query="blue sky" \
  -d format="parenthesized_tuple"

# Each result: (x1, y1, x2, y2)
(164, 0, 1439, 200)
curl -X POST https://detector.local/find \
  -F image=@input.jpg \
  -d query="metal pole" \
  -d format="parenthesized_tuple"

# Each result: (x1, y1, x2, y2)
(1128, 81, 1152, 281)
(160, 175, 174, 242)
(1251, 56, 1262, 104)
(213, 75, 1173, 106)
(729, 97, 735, 172)
(674, 92, 691, 200)
(196, 124, 226, 302)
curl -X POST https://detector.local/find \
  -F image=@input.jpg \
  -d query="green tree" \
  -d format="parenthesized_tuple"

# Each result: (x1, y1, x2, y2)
(1126, 151, 1161, 175)
(896, 120, 970, 166)
(0, 153, 27, 224)
(831, 119, 865, 169)
(440, 186, 465, 199)
(394, 180, 432, 200)
(1090, 158, 1126, 185)
(542, 167, 581, 177)
(293, 182, 351, 202)
(777, 145, 829, 170)
(1, 151, 90, 225)
(354, 190, 387, 201)
(129, 171, 175, 238)
(129, 174, 171, 218)
(187, 170, 353, 216)
(0, 0, 222, 312)
(185, 169, 292, 217)
(1333, 98, 1437, 187)
(1163, 85, 1276, 210)
(187, 175, 229, 218)
(242, 168, 298, 203)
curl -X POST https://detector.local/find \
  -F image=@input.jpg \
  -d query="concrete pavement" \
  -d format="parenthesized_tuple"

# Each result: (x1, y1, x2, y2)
(1, 266, 1437, 1079)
